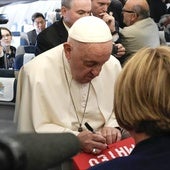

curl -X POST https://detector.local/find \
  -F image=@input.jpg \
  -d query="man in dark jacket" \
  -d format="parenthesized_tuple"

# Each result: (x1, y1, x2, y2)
(35, 0, 91, 55)
(26, 12, 46, 46)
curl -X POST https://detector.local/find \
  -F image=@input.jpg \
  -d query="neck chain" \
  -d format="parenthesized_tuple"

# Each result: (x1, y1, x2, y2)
(62, 52, 91, 132)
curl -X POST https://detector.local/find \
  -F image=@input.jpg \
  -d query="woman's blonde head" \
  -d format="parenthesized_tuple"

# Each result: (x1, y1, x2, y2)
(114, 46, 170, 136)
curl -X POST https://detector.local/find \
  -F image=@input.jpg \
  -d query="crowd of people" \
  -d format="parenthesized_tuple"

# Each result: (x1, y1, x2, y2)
(1, 0, 170, 169)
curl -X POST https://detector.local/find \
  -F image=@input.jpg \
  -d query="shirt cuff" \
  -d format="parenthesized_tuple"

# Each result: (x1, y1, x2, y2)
(112, 33, 119, 42)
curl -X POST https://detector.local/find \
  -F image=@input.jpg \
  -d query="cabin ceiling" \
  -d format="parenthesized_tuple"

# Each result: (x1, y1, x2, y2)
(0, 0, 40, 7)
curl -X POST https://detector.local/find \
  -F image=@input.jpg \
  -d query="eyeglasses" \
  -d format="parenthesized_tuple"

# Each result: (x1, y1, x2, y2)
(122, 9, 135, 14)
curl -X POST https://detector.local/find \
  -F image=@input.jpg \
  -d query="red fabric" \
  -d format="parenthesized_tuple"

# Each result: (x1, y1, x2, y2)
(73, 137, 135, 170)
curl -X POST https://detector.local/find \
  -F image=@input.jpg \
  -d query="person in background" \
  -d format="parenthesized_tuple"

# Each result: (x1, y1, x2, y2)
(89, 46, 170, 170)
(91, 0, 126, 65)
(0, 27, 16, 69)
(26, 12, 46, 46)
(55, 8, 62, 21)
(157, 0, 170, 42)
(107, 0, 124, 28)
(120, 0, 160, 64)
(119, 0, 126, 6)
(158, 14, 170, 42)
(35, 0, 91, 55)
(15, 16, 123, 155)
(147, 0, 167, 23)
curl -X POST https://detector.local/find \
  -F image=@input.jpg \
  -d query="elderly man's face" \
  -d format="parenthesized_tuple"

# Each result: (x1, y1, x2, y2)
(91, 0, 111, 18)
(122, 1, 136, 26)
(64, 40, 112, 84)
(62, 0, 91, 28)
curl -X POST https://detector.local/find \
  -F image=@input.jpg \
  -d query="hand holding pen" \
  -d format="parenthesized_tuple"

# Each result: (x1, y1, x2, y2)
(84, 122, 109, 151)
(84, 122, 96, 134)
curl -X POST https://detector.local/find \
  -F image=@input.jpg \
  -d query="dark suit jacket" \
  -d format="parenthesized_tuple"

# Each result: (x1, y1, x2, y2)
(89, 135, 170, 170)
(35, 19, 68, 55)
(27, 29, 37, 46)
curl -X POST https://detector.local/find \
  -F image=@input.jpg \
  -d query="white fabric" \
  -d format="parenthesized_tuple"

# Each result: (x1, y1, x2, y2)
(14, 44, 122, 134)
(23, 53, 35, 65)
(0, 77, 15, 101)
(69, 16, 112, 43)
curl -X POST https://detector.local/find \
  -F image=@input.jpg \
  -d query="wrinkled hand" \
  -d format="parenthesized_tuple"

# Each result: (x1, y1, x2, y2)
(114, 43, 126, 58)
(77, 130, 107, 155)
(99, 127, 122, 145)
(99, 12, 116, 32)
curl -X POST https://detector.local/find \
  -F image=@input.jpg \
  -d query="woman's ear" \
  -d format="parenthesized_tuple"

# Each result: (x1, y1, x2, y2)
(63, 42, 72, 60)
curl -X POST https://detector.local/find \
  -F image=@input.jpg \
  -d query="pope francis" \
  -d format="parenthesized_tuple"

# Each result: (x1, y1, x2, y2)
(14, 16, 122, 155)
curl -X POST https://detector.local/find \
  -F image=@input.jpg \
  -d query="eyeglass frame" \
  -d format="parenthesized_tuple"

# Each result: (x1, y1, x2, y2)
(122, 9, 136, 14)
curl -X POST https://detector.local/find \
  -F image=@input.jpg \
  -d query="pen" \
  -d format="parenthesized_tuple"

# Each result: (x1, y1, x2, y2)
(84, 122, 109, 149)
(84, 122, 96, 134)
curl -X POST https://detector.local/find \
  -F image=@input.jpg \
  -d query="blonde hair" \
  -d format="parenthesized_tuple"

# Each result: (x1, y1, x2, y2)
(114, 46, 170, 136)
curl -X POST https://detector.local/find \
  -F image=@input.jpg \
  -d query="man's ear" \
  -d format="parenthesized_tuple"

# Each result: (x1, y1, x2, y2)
(61, 6, 67, 17)
(63, 42, 72, 60)
(131, 13, 138, 23)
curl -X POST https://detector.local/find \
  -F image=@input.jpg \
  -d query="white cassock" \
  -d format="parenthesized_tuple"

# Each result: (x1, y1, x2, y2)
(14, 44, 122, 135)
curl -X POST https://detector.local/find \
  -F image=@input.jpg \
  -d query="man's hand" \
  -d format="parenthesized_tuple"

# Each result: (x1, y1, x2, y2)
(77, 130, 107, 155)
(99, 127, 122, 145)
(99, 12, 116, 32)
(114, 43, 126, 58)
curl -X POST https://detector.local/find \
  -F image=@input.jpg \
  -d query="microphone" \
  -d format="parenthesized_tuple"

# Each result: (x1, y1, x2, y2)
(0, 133, 80, 170)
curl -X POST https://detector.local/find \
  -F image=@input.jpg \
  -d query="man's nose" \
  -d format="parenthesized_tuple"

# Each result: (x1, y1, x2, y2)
(91, 66, 102, 77)
(103, 5, 108, 12)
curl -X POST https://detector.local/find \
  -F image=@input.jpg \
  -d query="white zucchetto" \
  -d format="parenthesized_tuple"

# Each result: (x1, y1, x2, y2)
(68, 16, 112, 43)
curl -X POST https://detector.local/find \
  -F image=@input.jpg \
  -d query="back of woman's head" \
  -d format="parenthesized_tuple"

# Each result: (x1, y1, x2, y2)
(114, 46, 170, 136)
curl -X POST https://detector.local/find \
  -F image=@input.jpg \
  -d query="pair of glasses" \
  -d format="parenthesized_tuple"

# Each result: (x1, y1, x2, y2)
(122, 9, 135, 13)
